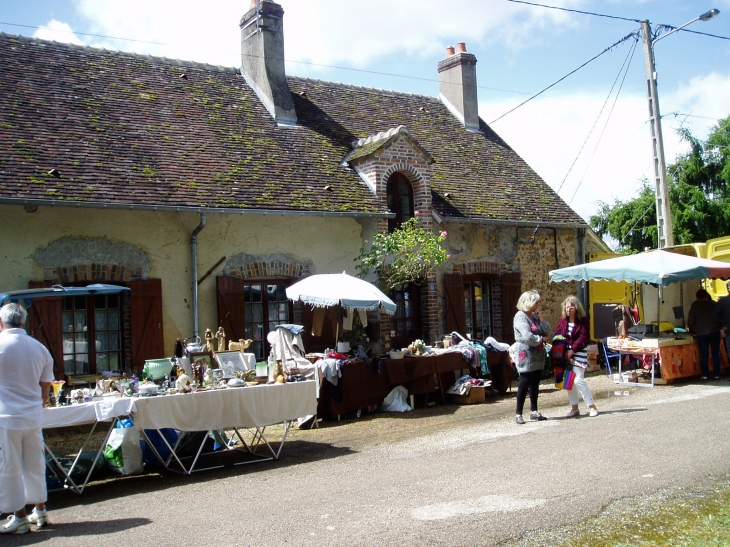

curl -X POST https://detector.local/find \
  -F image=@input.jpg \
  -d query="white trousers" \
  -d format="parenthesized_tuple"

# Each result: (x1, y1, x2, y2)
(567, 365, 595, 407)
(0, 426, 47, 513)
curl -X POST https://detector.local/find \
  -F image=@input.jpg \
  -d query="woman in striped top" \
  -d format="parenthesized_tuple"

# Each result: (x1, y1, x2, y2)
(554, 295, 598, 418)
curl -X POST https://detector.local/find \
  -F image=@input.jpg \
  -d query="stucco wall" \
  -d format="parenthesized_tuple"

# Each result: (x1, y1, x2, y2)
(0, 204, 364, 353)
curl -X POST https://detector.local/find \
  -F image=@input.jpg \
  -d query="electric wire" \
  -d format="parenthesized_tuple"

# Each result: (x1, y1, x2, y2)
(620, 202, 655, 245)
(549, 34, 637, 196)
(567, 36, 639, 205)
(505, 1, 730, 41)
(488, 31, 638, 125)
(0, 21, 164, 45)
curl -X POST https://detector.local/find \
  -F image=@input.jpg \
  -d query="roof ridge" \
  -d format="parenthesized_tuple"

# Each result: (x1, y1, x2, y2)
(287, 75, 440, 102)
(352, 125, 409, 149)
(0, 32, 238, 73)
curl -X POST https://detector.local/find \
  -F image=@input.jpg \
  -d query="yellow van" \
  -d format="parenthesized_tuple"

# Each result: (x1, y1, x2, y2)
(706, 236, 730, 299)
(588, 253, 642, 341)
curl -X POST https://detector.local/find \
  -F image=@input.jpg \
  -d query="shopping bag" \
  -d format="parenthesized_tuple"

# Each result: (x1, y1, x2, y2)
(563, 369, 576, 390)
(554, 367, 564, 389)
(550, 335, 569, 368)
(104, 421, 143, 475)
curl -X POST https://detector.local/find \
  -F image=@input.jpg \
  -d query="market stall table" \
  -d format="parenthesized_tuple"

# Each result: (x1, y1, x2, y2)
(607, 336, 730, 383)
(42, 396, 134, 493)
(130, 380, 316, 474)
(317, 351, 475, 420)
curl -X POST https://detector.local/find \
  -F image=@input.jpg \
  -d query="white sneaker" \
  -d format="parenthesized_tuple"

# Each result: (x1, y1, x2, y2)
(0, 515, 30, 534)
(28, 508, 48, 527)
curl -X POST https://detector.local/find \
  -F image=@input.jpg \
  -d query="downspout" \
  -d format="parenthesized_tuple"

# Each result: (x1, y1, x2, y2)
(191, 213, 207, 339)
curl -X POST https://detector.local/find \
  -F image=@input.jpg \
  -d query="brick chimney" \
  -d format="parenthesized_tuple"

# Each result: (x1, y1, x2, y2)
(437, 42, 480, 132)
(240, 0, 297, 126)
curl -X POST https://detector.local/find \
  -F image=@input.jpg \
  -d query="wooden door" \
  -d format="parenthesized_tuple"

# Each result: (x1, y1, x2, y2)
(27, 280, 64, 379)
(217, 276, 247, 343)
(129, 279, 164, 373)
(444, 273, 465, 336)
(500, 272, 522, 344)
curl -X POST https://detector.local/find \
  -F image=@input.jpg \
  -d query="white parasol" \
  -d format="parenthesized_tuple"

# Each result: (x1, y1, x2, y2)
(285, 272, 396, 313)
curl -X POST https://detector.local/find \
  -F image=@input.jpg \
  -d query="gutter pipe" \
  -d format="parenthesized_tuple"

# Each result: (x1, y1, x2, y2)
(191, 213, 206, 339)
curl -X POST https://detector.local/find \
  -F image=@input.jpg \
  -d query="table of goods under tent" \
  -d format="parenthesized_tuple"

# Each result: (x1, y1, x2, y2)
(316, 348, 513, 421)
(285, 273, 513, 417)
(549, 250, 730, 384)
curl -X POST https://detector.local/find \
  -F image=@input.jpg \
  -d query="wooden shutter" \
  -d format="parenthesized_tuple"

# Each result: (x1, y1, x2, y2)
(500, 272, 522, 344)
(27, 280, 64, 379)
(129, 279, 164, 373)
(444, 273, 465, 335)
(216, 276, 247, 343)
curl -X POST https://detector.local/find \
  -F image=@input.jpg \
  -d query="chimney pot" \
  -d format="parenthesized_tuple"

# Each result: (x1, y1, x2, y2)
(445, 46, 455, 57)
(456, 42, 466, 53)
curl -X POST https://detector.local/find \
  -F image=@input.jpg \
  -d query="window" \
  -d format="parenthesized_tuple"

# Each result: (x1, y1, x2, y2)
(463, 278, 492, 340)
(62, 293, 122, 374)
(242, 282, 292, 360)
(390, 282, 421, 349)
(386, 172, 414, 233)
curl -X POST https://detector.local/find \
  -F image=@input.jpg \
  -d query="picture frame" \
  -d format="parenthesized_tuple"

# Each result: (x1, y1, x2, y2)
(188, 351, 214, 373)
(215, 350, 249, 378)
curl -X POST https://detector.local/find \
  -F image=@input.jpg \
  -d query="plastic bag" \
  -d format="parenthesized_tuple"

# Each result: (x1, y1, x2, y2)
(104, 421, 143, 475)
(380, 385, 412, 412)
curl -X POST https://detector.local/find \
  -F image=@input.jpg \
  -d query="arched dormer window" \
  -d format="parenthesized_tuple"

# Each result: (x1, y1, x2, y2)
(386, 172, 414, 233)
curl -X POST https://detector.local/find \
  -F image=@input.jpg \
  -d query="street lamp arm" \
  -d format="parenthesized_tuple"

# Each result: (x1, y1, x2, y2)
(652, 9, 720, 45)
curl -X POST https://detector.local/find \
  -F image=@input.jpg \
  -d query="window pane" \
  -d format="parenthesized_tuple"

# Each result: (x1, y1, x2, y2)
(251, 284, 262, 303)
(62, 297, 73, 312)
(267, 284, 277, 300)
(94, 294, 105, 309)
(109, 352, 120, 371)
(108, 310, 120, 330)
(96, 332, 107, 351)
(73, 296, 86, 310)
(75, 354, 89, 374)
(108, 293, 119, 308)
(277, 284, 287, 302)
(95, 310, 107, 331)
(74, 311, 87, 332)
(62, 312, 74, 333)
(63, 333, 75, 354)
(268, 302, 277, 321)
(97, 352, 108, 370)
(279, 303, 289, 321)
(252, 303, 263, 322)
(108, 332, 120, 351)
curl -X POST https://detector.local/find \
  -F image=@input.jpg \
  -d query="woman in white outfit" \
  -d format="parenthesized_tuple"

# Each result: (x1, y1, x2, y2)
(554, 296, 598, 418)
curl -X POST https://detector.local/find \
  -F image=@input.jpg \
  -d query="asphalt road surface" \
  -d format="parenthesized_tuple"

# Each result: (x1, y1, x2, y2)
(5, 375, 730, 546)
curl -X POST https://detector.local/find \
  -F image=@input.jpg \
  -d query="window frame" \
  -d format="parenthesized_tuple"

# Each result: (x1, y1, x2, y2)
(386, 172, 414, 233)
(239, 279, 294, 361)
(462, 274, 494, 341)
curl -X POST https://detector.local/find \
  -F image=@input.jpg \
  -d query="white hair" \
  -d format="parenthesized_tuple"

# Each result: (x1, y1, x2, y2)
(0, 303, 27, 328)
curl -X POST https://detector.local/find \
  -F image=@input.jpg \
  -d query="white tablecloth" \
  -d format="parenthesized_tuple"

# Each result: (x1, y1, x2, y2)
(42, 397, 133, 429)
(130, 380, 316, 431)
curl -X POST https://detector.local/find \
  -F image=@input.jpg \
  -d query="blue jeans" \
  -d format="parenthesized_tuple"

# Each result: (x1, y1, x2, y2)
(696, 331, 721, 377)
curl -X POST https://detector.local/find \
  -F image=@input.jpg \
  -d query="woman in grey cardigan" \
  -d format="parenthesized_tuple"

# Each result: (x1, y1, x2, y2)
(510, 290, 551, 424)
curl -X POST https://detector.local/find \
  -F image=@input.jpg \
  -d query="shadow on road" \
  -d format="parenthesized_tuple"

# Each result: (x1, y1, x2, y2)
(0, 518, 152, 544)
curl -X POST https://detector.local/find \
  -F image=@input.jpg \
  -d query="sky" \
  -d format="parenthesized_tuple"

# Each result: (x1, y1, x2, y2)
(1, 0, 729, 244)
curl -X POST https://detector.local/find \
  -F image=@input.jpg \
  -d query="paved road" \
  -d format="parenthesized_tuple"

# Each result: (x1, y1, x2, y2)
(6, 376, 730, 546)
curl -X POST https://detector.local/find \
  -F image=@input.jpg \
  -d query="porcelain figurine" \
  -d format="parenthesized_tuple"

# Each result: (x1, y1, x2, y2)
(216, 327, 226, 352)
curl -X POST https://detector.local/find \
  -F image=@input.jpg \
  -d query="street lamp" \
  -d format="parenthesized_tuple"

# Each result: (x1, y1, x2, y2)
(641, 8, 720, 248)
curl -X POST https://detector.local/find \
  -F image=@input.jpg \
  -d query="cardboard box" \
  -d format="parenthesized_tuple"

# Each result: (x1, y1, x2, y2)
(447, 386, 485, 405)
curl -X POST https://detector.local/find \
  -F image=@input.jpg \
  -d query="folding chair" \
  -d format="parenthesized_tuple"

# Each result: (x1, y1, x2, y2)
(602, 339, 620, 377)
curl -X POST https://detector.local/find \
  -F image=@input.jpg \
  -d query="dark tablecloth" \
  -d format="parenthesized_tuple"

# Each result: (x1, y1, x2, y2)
(317, 351, 473, 420)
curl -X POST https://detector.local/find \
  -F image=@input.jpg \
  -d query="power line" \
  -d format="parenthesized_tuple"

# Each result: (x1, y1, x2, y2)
(489, 31, 638, 125)
(506, 0, 642, 23)
(567, 36, 639, 205)
(505, 0, 730, 41)
(0, 21, 164, 45)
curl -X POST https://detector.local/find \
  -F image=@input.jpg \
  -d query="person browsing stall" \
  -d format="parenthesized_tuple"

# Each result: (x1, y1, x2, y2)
(510, 290, 551, 424)
(554, 296, 598, 418)
(0, 303, 54, 534)
(688, 289, 722, 380)
(713, 280, 730, 375)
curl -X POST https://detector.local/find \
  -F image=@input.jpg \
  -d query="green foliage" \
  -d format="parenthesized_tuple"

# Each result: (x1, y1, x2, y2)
(591, 115, 730, 252)
(356, 215, 449, 289)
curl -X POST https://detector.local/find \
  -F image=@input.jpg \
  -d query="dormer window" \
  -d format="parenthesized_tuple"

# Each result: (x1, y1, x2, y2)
(386, 172, 414, 233)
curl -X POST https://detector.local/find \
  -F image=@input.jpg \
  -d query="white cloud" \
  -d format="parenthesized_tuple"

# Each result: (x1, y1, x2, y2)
(33, 19, 84, 45)
(481, 71, 730, 224)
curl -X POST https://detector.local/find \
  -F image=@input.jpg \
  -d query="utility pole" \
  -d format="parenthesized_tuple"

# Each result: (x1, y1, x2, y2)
(640, 9, 719, 249)
(641, 20, 673, 249)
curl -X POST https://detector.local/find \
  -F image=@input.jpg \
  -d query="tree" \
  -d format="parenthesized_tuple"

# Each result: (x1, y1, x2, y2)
(356, 213, 449, 289)
(591, 115, 730, 252)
